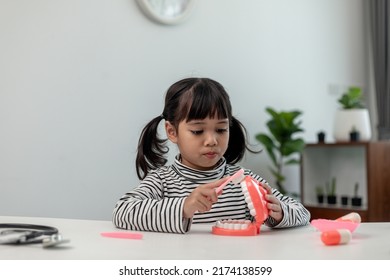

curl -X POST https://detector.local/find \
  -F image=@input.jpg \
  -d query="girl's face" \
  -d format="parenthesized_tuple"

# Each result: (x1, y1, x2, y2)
(165, 116, 230, 170)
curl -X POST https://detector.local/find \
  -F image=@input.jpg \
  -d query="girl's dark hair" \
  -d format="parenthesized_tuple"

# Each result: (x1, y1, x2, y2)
(136, 77, 256, 179)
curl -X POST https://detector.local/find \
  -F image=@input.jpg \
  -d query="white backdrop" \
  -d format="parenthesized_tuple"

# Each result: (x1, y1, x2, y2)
(0, 0, 369, 220)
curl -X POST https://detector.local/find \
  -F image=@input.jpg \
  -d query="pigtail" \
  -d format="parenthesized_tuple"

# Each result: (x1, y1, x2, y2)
(136, 115, 168, 180)
(224, 116, 260, 164)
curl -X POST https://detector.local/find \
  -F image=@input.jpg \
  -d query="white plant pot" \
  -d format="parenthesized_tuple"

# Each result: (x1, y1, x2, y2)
(333, 109, 372, 142)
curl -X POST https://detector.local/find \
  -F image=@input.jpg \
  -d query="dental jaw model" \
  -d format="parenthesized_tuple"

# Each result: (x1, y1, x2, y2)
(212, 175, 269, 236)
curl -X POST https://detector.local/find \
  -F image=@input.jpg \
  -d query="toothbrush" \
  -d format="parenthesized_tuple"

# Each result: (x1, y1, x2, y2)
(215, 169, 245, 195)
(101, 232, 143, 240)
(193, 169, 245, 215)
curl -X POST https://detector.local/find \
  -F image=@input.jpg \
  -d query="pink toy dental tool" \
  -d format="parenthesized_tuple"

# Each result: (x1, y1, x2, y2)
(321, 229, 352, 246)
(311, 212, 361, 234)
(215, 169, 245, 195)
(311, 212, 361, 246)
(212, 176, 269, 236)
(101, 232, 143, 240)
(336, 212, 361, 223)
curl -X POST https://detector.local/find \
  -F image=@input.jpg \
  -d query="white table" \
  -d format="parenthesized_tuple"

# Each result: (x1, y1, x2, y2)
(0, 216, 389, 260)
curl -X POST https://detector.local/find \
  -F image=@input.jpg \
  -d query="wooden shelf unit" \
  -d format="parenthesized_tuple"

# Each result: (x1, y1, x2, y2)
(300, 142, 390, 222)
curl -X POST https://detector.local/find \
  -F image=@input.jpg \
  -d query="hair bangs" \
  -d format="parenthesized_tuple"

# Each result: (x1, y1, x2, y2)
(184, 85, 231, 122)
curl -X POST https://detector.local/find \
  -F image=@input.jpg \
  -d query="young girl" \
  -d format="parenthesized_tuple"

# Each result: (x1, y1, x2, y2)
(113, 77, 310, 233)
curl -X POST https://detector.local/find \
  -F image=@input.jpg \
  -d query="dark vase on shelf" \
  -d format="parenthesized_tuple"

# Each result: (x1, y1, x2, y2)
(350, 131, 360, 142)
(325, 177, 337, 205)
(317, 131, 326, 143)
(351, 197, 362, 207)
(327, 195, 337, 205)
(352, 182, 362, 207)
(317, 195, 324, 204)
(341, 196, 349, 206)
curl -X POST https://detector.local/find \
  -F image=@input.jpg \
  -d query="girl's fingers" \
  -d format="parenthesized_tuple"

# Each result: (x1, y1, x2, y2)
(197, 195, 213, 211)
(261, 182, 272, 194)
(205, 177, 230, 189)
(184, 177, 232, 217)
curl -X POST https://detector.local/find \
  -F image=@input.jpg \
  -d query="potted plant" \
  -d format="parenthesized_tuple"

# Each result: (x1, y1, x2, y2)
(317, 131, 326, 143)
(255, 107, 305, 194)
(333, 87, 372, 142)
(315, 185, 324, 204)
(326, 177, 337, 204)
(341, 195, 349, 206)
(349, 126, 360, 142)
(351, 182, 362, 207)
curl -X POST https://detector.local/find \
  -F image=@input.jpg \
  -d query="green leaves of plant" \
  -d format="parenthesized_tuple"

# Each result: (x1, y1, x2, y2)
(255, 107, 305, 161)
(255, 133, 277, 166)
(265, 108, 303, 141)
(255, 107, 305, 194)
(338, 87, 365, 109)
(281, 139, 305, 158)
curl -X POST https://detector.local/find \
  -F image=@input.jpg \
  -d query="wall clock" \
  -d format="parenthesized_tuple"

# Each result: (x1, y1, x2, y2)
(136, 0, 195, 25)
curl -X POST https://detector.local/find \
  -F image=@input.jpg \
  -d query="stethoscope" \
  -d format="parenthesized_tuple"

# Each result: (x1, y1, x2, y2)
(0, 223, 69, 248)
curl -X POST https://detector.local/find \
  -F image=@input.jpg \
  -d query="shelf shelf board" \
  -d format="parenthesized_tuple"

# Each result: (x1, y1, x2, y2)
(304, 202, 367, 211)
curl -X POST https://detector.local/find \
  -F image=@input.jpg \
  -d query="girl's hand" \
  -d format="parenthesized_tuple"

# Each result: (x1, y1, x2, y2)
(183, 177, 228, 219)
(262, 183, 283, 223)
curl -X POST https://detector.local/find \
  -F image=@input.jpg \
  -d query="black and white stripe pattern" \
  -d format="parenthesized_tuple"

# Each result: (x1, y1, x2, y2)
(112, 157, 310, 234)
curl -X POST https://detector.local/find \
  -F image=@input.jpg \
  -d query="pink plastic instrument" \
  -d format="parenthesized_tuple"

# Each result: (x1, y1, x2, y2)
(212, 176, 269, 236)
(100, 232, 143, 240)
(215, 169, 245, 195)
(311, 212, 361, 233)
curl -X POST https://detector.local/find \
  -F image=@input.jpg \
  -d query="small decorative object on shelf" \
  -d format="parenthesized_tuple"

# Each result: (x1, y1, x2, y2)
(333, 86, 371, 142)
(349, 126, 360, 142)
(341, 195, 349, 206)
(326, 177, 337, 204)
(317, 131, 326, 143)
(351, 182, 362, 207)
(316, 185, 324, 204)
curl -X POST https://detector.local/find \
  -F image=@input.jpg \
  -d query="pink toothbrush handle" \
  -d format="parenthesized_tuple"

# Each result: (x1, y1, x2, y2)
(101, 232, 143, 239)
(215, 169, 245, 195)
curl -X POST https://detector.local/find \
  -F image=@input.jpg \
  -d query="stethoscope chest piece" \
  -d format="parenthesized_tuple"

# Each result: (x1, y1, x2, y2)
(42, 233, 69, 248)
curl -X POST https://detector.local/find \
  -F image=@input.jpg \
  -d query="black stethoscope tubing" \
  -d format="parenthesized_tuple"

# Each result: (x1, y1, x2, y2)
(0, 223, 59, 244)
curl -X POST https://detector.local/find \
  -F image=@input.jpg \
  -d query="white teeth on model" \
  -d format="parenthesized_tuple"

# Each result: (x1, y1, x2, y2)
(240, 223, 248, 229)
(245, 194, 255, 213)
(241, 182, 257, 218)
(215, 219, 250, 230)
(213, 178, 262, 231)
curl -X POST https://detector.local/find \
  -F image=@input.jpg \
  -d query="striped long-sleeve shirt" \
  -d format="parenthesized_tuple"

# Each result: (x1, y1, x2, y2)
(112, 157, 310, 233)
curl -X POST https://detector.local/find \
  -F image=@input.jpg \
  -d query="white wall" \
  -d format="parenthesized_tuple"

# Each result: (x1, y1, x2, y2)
(0, 0, 368, 220)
